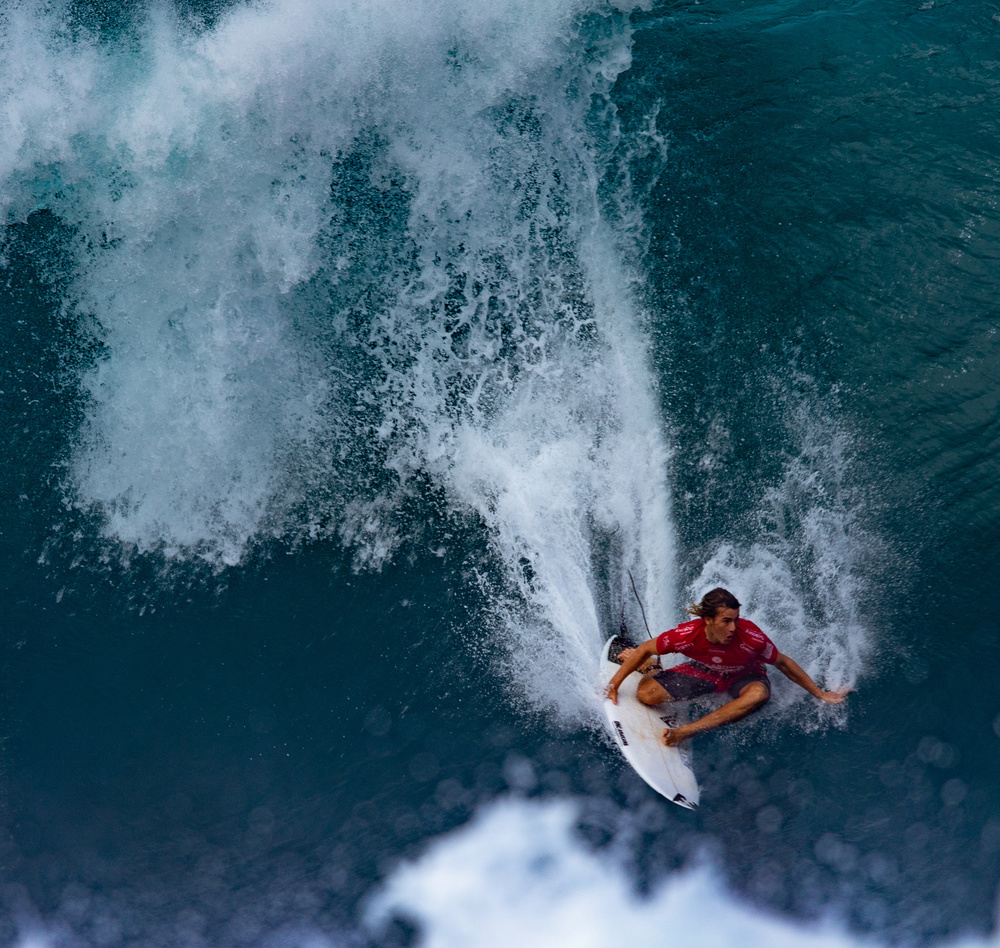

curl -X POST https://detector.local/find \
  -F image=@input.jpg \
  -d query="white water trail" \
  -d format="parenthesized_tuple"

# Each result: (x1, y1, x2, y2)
(1, 0, 673, 717)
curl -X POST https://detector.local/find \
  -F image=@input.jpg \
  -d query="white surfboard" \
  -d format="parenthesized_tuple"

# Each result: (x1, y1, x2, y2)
(600, 635, 700, 809)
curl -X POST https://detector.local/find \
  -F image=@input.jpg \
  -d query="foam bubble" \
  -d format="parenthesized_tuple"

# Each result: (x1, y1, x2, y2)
(2, 0, 664, 581)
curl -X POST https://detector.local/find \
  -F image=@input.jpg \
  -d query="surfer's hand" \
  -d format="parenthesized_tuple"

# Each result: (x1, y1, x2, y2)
(818, 688, 851, 704)
(604, 682, 619, 704)
(662, 725, 690, 747)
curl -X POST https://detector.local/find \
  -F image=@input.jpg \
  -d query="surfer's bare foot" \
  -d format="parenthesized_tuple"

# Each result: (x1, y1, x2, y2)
(662, 725, 693, 747)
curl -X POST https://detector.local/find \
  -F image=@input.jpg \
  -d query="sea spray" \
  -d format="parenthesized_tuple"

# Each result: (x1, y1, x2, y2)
(1, 0, 675, 718)
(688, 398, 873, 726)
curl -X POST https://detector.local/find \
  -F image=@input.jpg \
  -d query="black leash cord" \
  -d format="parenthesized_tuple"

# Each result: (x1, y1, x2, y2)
(627, 568, 653, 641)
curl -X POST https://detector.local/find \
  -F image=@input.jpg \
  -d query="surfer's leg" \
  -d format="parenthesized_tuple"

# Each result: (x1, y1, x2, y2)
(662, 680, 770, 746)
(723, 680, 770, 716)
(637, 667, 717, 707)
(725, 672, 771, 707)
(636, 675, 672, 705)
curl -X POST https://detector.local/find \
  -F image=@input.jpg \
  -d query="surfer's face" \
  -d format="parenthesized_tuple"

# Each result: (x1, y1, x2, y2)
(704, 607, 739, 644)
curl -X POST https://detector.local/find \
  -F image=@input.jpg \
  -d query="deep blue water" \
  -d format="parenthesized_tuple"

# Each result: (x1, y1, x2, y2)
(2, 0, 1000, 945)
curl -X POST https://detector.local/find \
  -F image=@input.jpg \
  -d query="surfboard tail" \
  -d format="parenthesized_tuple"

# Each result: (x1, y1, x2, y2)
(607, 634, 637, 664)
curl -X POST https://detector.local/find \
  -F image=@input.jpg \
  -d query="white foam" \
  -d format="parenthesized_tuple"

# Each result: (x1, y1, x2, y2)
(2, 0, 677, 719)
(2, 0, 666, 582)
(369, 796, 952, 948)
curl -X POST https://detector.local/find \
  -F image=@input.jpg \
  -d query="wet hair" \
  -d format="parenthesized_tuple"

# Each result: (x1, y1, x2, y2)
(687, 587, 741, 619)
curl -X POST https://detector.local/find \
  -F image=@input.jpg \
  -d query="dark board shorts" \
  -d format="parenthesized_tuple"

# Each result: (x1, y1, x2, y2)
(650, 663, 771, 703)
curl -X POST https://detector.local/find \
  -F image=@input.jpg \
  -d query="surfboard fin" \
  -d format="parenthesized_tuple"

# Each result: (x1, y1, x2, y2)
(672, 793, 697, 810)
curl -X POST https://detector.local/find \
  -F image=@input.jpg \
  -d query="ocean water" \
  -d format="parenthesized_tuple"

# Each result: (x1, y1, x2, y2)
(1, 0, 999, 944)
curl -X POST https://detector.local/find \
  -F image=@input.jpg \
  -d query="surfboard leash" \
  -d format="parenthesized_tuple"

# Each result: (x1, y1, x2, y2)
(627, 569, 654, 640)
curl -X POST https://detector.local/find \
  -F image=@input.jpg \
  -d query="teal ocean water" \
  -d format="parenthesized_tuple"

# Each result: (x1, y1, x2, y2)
(2, 0, 999, 944)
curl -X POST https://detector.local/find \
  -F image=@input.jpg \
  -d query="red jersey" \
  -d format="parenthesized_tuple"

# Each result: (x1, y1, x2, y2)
(655, 618, 778, 679)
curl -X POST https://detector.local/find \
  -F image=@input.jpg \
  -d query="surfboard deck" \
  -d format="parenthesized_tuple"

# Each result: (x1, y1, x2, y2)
(600, 634, 700, 809)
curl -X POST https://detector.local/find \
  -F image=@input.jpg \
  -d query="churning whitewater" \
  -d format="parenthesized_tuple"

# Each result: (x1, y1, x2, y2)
(0, 0, 862, 715)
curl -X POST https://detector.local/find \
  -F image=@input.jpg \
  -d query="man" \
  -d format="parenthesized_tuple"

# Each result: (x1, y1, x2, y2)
(605, 587, 849, 746)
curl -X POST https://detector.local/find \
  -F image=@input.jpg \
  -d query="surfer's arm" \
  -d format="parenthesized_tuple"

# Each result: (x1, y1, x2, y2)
(773, 652, 850, 703)
(604, 638, 661, 705)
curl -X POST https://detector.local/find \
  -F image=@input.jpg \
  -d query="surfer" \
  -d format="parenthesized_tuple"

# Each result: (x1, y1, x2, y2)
(604, 588, 849, 746)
